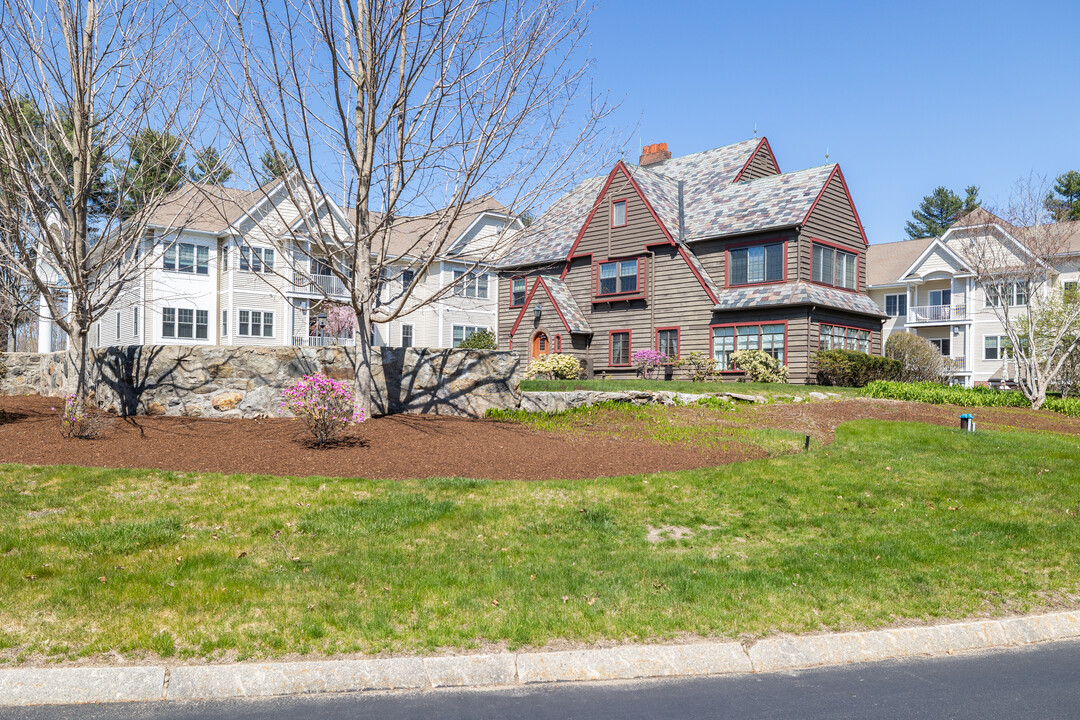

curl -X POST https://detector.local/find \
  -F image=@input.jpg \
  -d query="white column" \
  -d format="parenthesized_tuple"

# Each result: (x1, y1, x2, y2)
(37, 294, 52, 353)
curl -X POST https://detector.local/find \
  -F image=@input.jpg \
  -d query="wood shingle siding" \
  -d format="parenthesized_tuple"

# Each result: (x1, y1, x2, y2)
(801, 172, 869, 289)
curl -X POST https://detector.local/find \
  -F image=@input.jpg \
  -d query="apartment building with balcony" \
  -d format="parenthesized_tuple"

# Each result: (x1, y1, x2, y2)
(37, 179, 519, 353)
(867, 209, 1080, 386)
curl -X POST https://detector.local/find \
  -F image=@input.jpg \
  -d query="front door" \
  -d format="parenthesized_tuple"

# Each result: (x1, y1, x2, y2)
(531, 331, 548, 358)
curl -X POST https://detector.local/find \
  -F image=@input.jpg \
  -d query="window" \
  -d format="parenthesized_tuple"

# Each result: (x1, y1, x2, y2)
(240, 247, 275, 273)
(554, 335, 562, 353)
(729, 242, 783, 285)
(163, 243, 209, 275)
(657, 328, 679, 358)
(929, 289, 951, 306)
(597, 258, 640, 296)
(452, 270, 489, 299)
(401, 323, 413, 348)
(610, 331, 630, 365)
(884, 293, 907, 317)
(238, 310, 274, 337)
(929, 338, 951, 356)
(1065, 280, 1078, 298)
(221, 247, 228, 271)
(985, 281, 1028, 307)
(221, 310, 228, 338)
(162, 307, 175, 338)
(177, 308, 194, 339)
(400, 269, 415, 291)
(819, 324, 871, 353)
(812, 243, 858, 289)
(711, 323, 787, 370)
(133, 307, 139, 337)
(984, 335, 1013, 361)
(452, 325, 487, 347)
(611, 199, 627, 228)
(511, 277, 527, 307)
(195, 310, 208, 340)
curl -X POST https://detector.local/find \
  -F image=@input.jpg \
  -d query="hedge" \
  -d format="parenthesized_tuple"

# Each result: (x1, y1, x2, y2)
(864, 381, 1080, 418)
(816, 350, 901, 388)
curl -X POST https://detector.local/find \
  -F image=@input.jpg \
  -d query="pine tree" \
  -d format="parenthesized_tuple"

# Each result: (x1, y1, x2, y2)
(905, 185, 981, 239)
(190, 146, 232, 185)
(121, 129, 186, 218)
(1044, 171, 1080, 221)
(260, 149, 294, 179)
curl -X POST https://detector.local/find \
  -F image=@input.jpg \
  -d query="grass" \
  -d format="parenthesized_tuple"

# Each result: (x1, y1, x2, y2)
(487, 400, 809, 456)
(521, 378, 866, 398)
(2, 419, 1079, 663)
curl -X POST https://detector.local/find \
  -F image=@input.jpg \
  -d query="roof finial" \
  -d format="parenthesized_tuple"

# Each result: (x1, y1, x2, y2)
(753, 123, 758, 137)
(825, 145, 830, 162)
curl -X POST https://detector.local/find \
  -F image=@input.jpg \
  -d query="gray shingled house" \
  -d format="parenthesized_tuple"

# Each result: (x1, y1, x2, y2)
(495, 138, 885, 384)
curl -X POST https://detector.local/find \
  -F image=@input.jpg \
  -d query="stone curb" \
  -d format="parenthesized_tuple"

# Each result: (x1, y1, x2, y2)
(3, 610, 1079, 706)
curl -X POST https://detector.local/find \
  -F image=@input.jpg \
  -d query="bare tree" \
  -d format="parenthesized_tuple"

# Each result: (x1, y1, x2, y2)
(955, 176, 1080, 409)
(0, 0, 212, 398)
(218, 0, 616, 407)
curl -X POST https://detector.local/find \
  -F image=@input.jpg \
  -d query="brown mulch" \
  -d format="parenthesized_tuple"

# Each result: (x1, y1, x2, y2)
(0, 395, 759, 481)
(1, 395, 1076, 482)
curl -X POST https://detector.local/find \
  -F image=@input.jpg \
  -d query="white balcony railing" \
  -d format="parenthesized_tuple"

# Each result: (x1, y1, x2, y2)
(292, 271, 349, 298)
(908, 304, 969, 323)
(944, 356, 966, 373)
(292, 335, 356, 348)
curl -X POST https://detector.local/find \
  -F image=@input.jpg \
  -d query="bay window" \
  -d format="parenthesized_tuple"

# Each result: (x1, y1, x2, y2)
(812, 243, 858, 289)
(712, 323, 786, 370)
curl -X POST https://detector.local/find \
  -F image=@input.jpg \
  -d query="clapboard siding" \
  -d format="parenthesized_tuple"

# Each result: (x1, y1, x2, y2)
(739, 143, 780, 181)
(497, 266, 556, 350)
(800, 173, 868, 289)
(692, 230, 798, 288)
(572, 166, 672, 260)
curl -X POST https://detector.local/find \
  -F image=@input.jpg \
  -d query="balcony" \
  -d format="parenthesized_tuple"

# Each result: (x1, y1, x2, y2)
(292, 271, 349, 298)
(908, 304, 969, 324)
(944, 356, 967, 373)
(292, 335, 356, 348)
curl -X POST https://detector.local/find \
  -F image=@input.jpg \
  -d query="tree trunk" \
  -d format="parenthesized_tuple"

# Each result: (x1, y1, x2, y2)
(353, 321, 375, 415)
(74, 325, 90, 402)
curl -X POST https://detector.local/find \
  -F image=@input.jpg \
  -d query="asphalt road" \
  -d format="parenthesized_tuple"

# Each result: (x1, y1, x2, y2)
(6, 640, 1080, 720)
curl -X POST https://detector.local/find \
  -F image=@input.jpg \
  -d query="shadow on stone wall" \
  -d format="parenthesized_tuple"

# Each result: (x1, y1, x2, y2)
(2, 345, 523, 419)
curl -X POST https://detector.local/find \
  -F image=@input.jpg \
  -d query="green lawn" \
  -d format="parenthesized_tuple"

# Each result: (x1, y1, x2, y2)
(1, 420, 1079, 663)
(520, 378, 865, 398)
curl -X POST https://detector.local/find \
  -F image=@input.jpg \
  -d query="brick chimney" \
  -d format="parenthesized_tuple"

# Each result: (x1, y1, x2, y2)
(639, 142, 671, 167)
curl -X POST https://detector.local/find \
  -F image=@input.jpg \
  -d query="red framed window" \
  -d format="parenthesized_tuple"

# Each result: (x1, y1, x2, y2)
(710, 322, 786, 371)
(609, 330, 631, 366)
(728, 241, 784, 286)
(611, 199, 627, 228)
(656, 327, 679, 358)
(595, 257, 643, 298)
(510, 276, 527, 307)
(554, 335, 562, 353)
(811, 242, 858, 290)
(818, 324, 871, 353)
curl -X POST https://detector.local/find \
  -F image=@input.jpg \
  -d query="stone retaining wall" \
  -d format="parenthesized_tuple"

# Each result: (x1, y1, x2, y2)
(0, 345, 522, 419)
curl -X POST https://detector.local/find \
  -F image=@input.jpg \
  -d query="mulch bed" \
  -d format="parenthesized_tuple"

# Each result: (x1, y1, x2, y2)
(0, 395, 758, 481)
(1, 395, 1075, 481)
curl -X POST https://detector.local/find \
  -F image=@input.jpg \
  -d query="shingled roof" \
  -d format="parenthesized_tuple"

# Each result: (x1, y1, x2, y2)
(712, 281, 885, 317)
(143, 183, 266, 234)
(497, 139, 840, 268)
(538, 276, 591, 334)
(865, 237, 934, 286)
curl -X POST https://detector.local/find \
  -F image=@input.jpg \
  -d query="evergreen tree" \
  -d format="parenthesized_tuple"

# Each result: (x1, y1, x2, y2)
(121, 129, 186, 217)
(1044, 171, 1080, 221)
(905, 185, 981, 239)
(260, 149, 294, 179)
(190, 146, 232, 185)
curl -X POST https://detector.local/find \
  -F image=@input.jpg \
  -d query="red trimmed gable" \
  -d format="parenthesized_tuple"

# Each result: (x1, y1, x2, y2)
(508, 277, 573, 337)
(802, 166, 868, 248)
(734, 137, 781, 182)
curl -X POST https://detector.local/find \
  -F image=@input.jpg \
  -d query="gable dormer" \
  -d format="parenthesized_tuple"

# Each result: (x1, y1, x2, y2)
(734, 137, 781, 182)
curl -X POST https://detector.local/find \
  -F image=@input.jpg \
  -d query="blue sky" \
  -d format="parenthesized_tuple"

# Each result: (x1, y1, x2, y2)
(586, 0, 1079, 243)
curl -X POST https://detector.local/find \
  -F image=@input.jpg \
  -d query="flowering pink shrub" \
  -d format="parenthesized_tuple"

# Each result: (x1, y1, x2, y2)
(632, 349, 669, 380)
(280, 374, 366, 446)
(56, 394, 110, 439)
